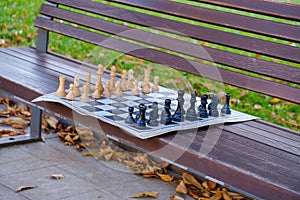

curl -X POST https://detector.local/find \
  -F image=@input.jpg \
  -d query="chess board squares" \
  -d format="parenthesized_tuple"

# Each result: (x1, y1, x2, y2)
(80, 105, 103, 112)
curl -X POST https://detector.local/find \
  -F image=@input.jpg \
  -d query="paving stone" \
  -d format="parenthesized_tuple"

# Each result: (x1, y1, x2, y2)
(105, 178, 194, 200)
(61, 188, 126, 200)
(18, 138, 85, 164)
(0, 183, 29, 200)
(0, 146, 32, 164)
(56, 158, 143, 190)
(0, 166, 96, 200)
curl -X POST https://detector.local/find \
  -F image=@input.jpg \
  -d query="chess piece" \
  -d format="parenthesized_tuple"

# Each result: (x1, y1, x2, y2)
(109, 65, 117, 92)
(152, 76, 159, 92)
(186, 91, 198, 121)
(121, 69, 128, 91)
(80, 85, 89, 102)
(208, 93, 219, 117)
(221, 94, 231, 115)
(148, 102, 159, 126)
(125, 106, 135, 124)
(66, 84, 75, 100)
(135, 104, 147, 127)
(103, 82, 111, 98)
(178, 90, 185, 114)
(198, 94, 208, 118)
(141, 68, 151, 94)
(127, 69, 134, 89)
(132, 79, 140, 95)
(73, 75, 81, 97)
(160, 99, 173, 125)
(114, 81, 122, 97)
(172, 95, 184, 122)
(96, 64, 105, 94)
(55, 75, 67, 97)
(93, 84, 101, 99)
(85, 72, 93, 94)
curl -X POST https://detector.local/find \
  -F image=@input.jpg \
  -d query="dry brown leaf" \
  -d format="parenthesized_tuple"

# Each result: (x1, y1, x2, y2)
(16, 185, 37, 192)
(104, 152, 114, 161)
(130, 191, 159, 198)
(210, 189, 223, 200)
(270, 98, 280, 104)
(202, 181, 209, 189)
(222, 191, 232, 200)
(208, 180, 217, 189)
(176, 180, 187, 194)
(1, 117, 27, 128)
(182, 172, 203, 190)
(239, 90, 248, 98)
(170, 195, 184, 200)
(155, 172, 174, 182)
(51, 174, 64, 179)
(64, 134, 75, 145)
(46, 116, 59, 129)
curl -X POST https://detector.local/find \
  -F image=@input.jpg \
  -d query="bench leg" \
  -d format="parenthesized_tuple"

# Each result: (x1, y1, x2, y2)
(30, 105, 42, 140)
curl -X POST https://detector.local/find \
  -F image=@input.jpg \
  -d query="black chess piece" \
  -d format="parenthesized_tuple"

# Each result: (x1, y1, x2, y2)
(172, 97, 184, 122)
(135, 104, 147, 127)
(125, 106, 135, 124)
(221, 94, 231, 115)
(198, 94, 208, 118)
(148, 102, 159, 126)
(177, 90, 185, 115)
(208, 93, 219, 117)
(160, 99, 173, 125)
(186, 91, 198, 121)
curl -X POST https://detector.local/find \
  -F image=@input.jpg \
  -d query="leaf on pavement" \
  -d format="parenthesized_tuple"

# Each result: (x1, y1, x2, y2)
(182, 172, 203, 190)
(176, 180, 187, 194)
(130, 191, 159, 198)
(170, 195, 184, 200)
(16, 185, 37, 192)
(50, 174, 64, 179)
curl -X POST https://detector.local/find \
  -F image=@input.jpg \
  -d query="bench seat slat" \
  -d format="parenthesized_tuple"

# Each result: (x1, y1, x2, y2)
(194, 0, 300, 21)
(34, 17, 300, 104)
(39, 4, 300, 85)
(47, 0, 300, 63)
(109, 0, 300, 42)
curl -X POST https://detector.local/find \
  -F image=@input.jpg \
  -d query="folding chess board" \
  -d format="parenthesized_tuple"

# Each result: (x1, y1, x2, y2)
(33, 84, 257, 139)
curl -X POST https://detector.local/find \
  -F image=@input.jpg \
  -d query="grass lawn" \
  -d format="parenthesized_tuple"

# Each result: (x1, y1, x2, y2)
(1, 0, 299, 131)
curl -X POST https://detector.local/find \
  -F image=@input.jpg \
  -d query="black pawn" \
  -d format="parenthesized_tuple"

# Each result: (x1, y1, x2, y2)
(160, 99, 172, 125)
(198, 94, 208, 118)
(221, 94, 231, 115)
(148, 102, 159, 126)
(136, 104, 147, 127)
(125, 106, 135, 124)
(186, 91, 198, 121)
(208, 93, 219, 117)
(172, 97, 184, 122)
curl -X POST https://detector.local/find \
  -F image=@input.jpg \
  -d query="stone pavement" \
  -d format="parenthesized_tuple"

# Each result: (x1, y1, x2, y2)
(0, 133, 193, 200)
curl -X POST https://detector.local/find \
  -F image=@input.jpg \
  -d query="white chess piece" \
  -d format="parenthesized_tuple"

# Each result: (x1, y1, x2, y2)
(55, 75, 67, 97)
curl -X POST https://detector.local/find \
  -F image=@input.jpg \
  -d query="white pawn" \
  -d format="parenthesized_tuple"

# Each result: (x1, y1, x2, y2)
(93, 84, 101, 99)
(114, 81, 122, 97)
(66, 84, 75, 100)
(132, 79, 140, 96)
(103, 82, 111, 98)
(73, 75, 81, 97)
(85, 72, 93, 94)
(80, 85, 89, 102)
(127, 69, 134, 89)
(152, 76, 159, 92)
(121, 69, 128, 91)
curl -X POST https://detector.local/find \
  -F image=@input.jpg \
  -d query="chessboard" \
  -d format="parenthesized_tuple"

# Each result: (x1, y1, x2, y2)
(33, 83, 257, 139)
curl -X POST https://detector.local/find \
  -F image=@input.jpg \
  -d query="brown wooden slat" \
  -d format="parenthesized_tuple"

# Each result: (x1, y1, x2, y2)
(34, 17, 300, 104)
(109, 0, 300, 42)
(39, 4, 300, 84)
(46, 0, 300, 63)
(193, 0, 300, 21)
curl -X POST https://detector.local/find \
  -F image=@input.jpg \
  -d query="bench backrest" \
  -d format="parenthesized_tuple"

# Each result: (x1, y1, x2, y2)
(34, 0, 300, 104)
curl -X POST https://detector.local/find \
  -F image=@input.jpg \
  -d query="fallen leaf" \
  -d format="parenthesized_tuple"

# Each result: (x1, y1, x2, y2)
(155, 172, 174, 182)
(253, 104, 262, 110)
(16, 185, 37, 192)
(176, 180, 187, 194)
(270, 98, 280, 104)
(210, 189, 223, 200)
(239, 90, 248, 98)
(170, 195, 184, 200)
(182, 172, 203, 190)
(130, 191, 159, 198)
(222, 190, 232, 200)
(208, 180, 217, 189)
(46, 116, 59, 129)
(51, 174, 64, 179)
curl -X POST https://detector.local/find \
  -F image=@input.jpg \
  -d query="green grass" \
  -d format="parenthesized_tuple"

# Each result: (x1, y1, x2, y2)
(1, 0, 299, 131)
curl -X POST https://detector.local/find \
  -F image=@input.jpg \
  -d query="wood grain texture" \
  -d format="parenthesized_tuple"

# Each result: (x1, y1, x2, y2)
(46, 0, 300, 63)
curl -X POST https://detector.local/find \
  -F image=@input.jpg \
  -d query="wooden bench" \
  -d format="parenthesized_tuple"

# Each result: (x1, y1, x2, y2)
(1, 0, 299, 199)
